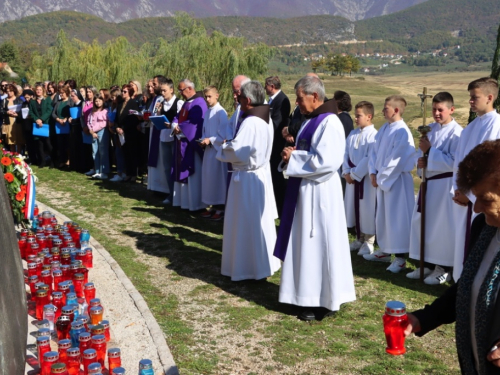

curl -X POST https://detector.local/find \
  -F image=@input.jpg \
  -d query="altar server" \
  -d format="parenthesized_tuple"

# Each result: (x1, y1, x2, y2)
(407, 92, 462, 284)
(451, 77, 500, 281)
(365, 95, 416, 273)
(342, 101, 378, 256)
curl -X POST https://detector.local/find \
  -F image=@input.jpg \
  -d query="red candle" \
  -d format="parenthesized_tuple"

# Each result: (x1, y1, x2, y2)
(66, 347, 81, 375)
(99, 320, 110, 342)
(18, 238, 27, 259)
(90, 335, 106, 368)
(79, 332, 92, 354)
(383, 301, 409, 355)
(61, 265, 71, 281)
(52, 291, 64, 319)
(51, 248, 61, 262)
(107, 348, 121, 371)
(41, 270, 53, 292)
(73, 273, 85, 298)
(28, 262, 38, 278)
(90, 325, 104, 337)
(85, 248, 93, 269)
(29, 275, 39, 300)
(61, 305, 75, 322)
(83, 283, 96, 305)
(82, 349, 97, 375)
(42, 351, 59, 375)
(36, 290, 50, 320)
(37, 335, 51, 368)
(50, 362, 69, 375)
(58, 339, 72, 366)
(20, 228, 29, 238)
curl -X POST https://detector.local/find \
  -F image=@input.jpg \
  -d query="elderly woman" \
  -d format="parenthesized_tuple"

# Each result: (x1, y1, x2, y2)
(405, 139, 500, 374)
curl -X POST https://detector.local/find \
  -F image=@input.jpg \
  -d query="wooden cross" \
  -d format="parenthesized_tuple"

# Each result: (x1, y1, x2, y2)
(417, 87, 433, 126)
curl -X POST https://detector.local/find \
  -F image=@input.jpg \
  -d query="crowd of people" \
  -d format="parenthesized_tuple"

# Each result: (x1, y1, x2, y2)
(2, 72, 500, 373)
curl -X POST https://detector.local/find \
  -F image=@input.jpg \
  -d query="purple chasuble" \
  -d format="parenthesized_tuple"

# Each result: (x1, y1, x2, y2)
(173, 93, 207, 183)
(273, 112, 331, 261)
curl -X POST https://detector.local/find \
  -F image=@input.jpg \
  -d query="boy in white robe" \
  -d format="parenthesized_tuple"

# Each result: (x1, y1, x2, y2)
(366, 95, 416, 273)
(199, 86, 228, 221)
(407, 92, 462, 284)
(451, 77, 500, 281)
(342, 101, 377, 256)
(216, 81, 280, 281)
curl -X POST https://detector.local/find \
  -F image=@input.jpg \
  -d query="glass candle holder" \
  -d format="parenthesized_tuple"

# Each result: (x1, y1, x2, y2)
(58, 339, 72, 365)
(73, 273, 85, 298)
(99, 320, 110, 342)
(87, 362, 102, 374)
(82, 349, 97, 375)
(43, 304, 56, 331)
(83, 283, 96, 305)
(28, 262, 38, 278)
(29, 275, 39, 300)
(77, 315, 90, 331)
(36, 290, 50, 320)
(66, 347, 81, 375)
(61, 252, 71, 267)
(84, 248, 93, 269)
(42, 351, 59, 375)
(52, 291, 64, 320)
(18, 237, 27, 259)
(383, 300, 409, 356)
(50, 362, 69, 375)
(90, 324, 104, 337)
(56, 315, 72, 341)
(70, 321, 86, 348)
(41, 270, 53, 292)
(79, 332, 92, 354)
(111, 367, 126, 375)
(89, 306, 103, 325)
(139, 359, 155, 375)
(107, 348, 121, 371)
(90, 335, 106, 367)
(37, 335, 51, 368)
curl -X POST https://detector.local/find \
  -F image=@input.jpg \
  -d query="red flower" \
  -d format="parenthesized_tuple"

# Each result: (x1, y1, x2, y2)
(20, 185, 27, 193)
(1, 157, 11, 166)
(15, 192, 25, 201)
(4, 173, 14, 183)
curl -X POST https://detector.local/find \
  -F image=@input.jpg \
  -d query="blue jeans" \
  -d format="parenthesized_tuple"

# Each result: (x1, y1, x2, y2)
(160, 141, 174, 196)
(92, 129, 110, 174)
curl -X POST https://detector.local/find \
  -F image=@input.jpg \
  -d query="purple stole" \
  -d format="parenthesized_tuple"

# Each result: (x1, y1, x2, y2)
(273, 113, 330, 261)
(347, 158, 365, 241)
(173, 96, 207, 183)
(147, 96, 162, 168)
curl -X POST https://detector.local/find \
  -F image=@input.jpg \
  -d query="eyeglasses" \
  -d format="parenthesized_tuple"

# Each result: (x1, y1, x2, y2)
(178, 87, 188, 93)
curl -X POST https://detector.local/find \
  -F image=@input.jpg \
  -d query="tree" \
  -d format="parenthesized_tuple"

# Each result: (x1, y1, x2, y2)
(311, 58, 324, 73)
(0, 41, 22, 74)
(491, 22, 500, 112)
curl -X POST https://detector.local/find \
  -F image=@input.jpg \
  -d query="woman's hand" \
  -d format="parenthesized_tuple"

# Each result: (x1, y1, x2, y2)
(36, 119, 43, 127)
(92, 132, 98, 139)
(403, 313, 421, 337)
(116, 127, 124, 135)
(487, 342, 500, 368)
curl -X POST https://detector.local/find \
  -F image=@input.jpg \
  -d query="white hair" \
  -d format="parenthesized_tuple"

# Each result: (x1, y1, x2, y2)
(180, 79, 195, 89)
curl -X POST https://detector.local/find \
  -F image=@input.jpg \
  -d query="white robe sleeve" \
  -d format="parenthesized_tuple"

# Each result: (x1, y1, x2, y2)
(342, 135, 352, 177)
(426, 130, 461, 173)
(377, 128, 416, 192)
(286, 115, 345, 184)
(368, 126, 382, 175)
(216, 121, 254, 164)
(211, 109, 229, 152)
(350, 133, 374, 182)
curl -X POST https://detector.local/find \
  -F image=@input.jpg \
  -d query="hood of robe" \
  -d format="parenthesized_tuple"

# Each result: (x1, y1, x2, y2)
(242, 104, 270, 123)
(305, 98, 338, 119)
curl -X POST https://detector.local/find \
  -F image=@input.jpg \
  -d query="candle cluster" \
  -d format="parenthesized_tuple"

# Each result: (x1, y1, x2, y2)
(21, 208, 154, 374)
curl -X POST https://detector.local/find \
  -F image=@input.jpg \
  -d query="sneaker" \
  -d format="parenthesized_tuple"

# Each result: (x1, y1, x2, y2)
(162, 198, 171, 205)
(386, 257, 407, 273)
(110, 175, 123, 182)
(210, 212, 224, 221)
(85, 169, 96, 176)
(363, 249, 391, 262)
(200, 210, 214, 218)
(95, 174, 108, 180)
(349, 240, 363, 251)
(424, 266, 451, 285)
(91, 173, 101, 179)
(406, 267, 432, 280)
(357, 242, 374, 256)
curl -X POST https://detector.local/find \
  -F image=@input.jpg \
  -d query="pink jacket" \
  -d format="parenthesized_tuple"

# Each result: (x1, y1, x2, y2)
(87, 109, 108, 132)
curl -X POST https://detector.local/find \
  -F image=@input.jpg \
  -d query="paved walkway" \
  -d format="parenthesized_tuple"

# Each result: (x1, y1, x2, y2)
(25, 201, 178, 375)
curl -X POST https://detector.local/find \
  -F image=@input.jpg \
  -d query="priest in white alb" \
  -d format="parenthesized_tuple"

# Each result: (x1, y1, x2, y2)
(274, 75, 356, 321)
(216, 81, 280, 281)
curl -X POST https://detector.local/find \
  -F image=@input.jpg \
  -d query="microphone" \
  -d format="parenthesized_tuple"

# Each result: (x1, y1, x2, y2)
(154, 96, 164, 114)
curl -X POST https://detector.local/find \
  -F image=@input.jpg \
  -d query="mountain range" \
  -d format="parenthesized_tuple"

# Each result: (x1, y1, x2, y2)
(0, 0, 430, 23)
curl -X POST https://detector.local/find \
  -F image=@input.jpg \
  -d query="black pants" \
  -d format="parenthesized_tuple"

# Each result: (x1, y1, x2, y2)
(122, 125, 140, 177)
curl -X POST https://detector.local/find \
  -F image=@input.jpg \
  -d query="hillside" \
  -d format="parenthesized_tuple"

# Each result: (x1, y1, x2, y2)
(0, 0, 429, 23)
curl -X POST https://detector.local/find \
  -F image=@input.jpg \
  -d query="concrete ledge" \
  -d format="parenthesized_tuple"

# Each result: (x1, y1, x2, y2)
(36, 201, 179, 375)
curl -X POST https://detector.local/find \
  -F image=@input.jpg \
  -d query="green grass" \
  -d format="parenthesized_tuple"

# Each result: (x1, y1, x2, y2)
(34, 165, 459, 374)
